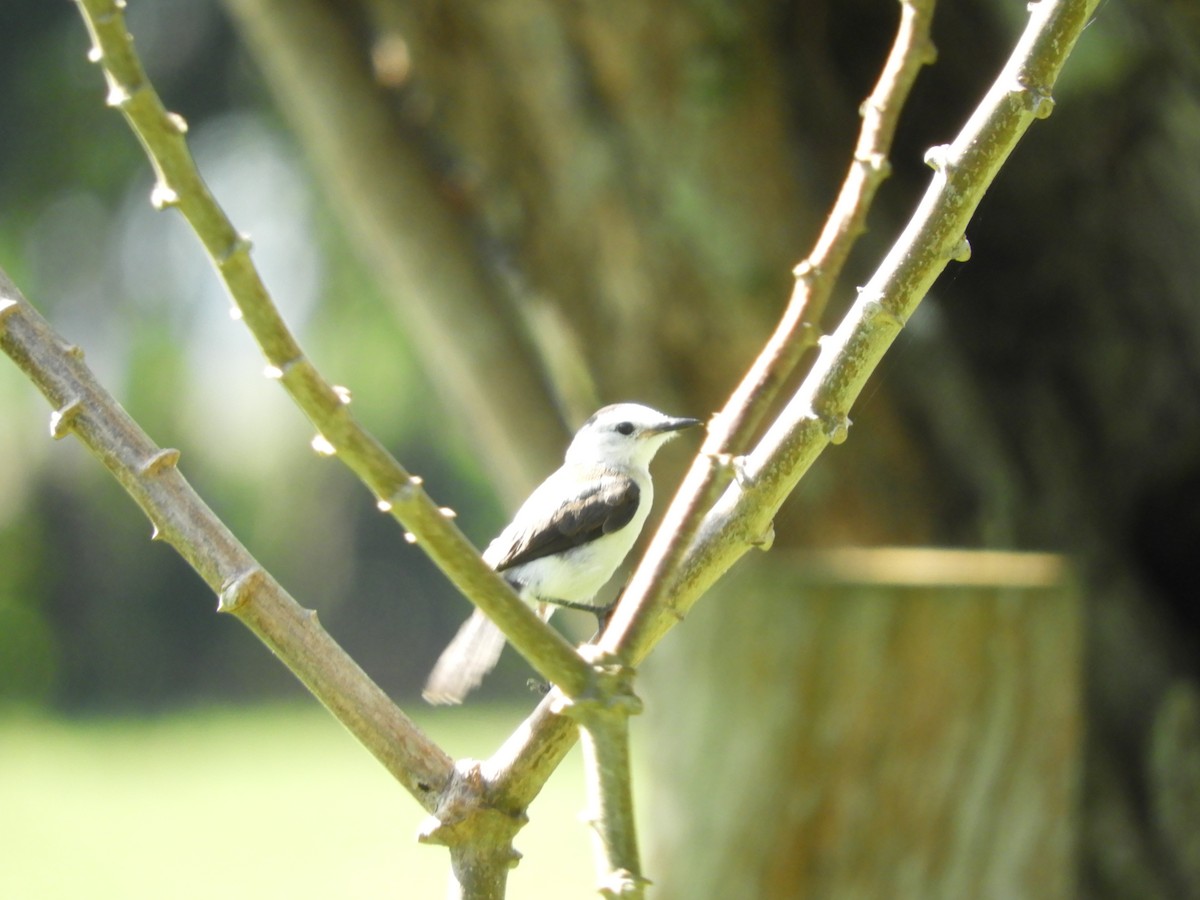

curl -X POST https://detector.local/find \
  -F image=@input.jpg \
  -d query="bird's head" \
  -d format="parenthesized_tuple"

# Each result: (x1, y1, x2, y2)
(564, 403, 703, 470)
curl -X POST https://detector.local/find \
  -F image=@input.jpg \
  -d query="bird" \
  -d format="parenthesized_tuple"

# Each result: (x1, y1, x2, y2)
(422, 402, 702, 705)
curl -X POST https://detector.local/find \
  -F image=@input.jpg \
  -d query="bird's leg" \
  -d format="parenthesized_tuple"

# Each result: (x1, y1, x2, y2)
(523, 594, 623, 696)
(545, 594, 619, 636)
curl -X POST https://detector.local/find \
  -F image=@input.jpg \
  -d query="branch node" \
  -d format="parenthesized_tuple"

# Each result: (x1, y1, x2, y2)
(262, 357, 302, 382)
(750, 521, 776, 552)
(822, 410, 853, 446)
(389, 474, 426, 505)
(105, 83, 133, 109)
(218, 234, 254, 266)
(855, 150, 893, 178)
(860, 294, 908, 329)
(950, 236, 973, 262)
(217, 566, 266, 613)
(332, 384, 353, 405)
(918, 36, 939, 66)
(64, 342, 85, 360)
(552, 647, 642, 719)
(1025, 85, 1056, 119)
(150, 180, 179, 210)
(705, 451, 753, 488)
(166, 111, 189, 134)
(923, 143, 953, 173)
(310, 433, 337, 457)
(597, 869, 652, 899)
(792, 259, 820, 282)
(663, 603, 686, 624)
(419, 758, 527, 851)
(49, 398, 83, 440)
(139, 447, 181, 476)
(0, 297, 18, 332)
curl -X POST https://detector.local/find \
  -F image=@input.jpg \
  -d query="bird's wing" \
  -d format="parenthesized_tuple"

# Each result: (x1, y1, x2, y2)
(488, 468, 640, 573)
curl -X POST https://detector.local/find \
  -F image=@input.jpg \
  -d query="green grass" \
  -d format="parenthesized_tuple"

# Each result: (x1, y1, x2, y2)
(0, 704, 597, 899)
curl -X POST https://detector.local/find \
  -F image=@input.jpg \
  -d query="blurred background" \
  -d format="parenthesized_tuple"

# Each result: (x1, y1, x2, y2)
(1, 0, 1198, 897)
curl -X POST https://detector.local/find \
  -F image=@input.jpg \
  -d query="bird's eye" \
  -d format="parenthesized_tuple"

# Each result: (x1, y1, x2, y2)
(615, 422, 635, 436)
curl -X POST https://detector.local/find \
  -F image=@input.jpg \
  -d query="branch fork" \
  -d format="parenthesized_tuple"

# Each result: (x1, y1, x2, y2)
(1, 0, 1103, 896)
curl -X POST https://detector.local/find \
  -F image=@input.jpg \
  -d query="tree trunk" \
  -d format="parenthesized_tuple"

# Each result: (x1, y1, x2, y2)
(218, 0, 1200, 893)
(642, 549, 1081, 898)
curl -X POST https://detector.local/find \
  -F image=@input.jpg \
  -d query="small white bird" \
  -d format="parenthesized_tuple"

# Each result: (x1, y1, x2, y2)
(422, 402, 702, 705)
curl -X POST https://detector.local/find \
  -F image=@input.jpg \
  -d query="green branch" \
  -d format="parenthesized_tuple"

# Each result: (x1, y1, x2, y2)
(485, 0, 1104, 818)
(220, 0, 567, 501)
(616, 0, 1102, 665)
(556, 650, 648, 899)
(71, 0, 592, 701)
(602, 0, 939, 662)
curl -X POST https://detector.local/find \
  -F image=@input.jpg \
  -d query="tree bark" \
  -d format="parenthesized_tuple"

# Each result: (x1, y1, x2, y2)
(642, 550, 1081, 898)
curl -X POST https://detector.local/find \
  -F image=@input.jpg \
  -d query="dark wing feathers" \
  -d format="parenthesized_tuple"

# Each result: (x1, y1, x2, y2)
(491, 477, 640, 572)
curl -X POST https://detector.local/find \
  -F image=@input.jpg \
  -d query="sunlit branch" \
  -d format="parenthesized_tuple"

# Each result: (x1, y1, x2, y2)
(487, 0, 1103, 817)
(602, 0, 939, 662)
(71, 0, 592, 702)
(0, 269, 452, 810)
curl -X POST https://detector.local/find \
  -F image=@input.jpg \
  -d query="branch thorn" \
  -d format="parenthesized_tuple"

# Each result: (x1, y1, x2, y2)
(49, 398, 83, 439)
(139, 447, 180, 476)
(860, 296, 906, 329)
(218, 234, 253, 266)
(150, 181, 179, 210)
(1026, 86, 1056, 119)
(706, 451, 752, 487)
(105, 84, 131, 109)
(0, 298, 18, 332)
(855, 150, 892, 177)
(751, 521, 776, 552)
(792, 259, 819, 282)
(824, 412, 852, 445)
(218, 566, 265, 613)
(923, 144, 952, 172)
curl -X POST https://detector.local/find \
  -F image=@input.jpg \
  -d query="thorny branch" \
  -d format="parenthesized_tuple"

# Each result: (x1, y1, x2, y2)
(0, 270, 453, 810)
(483, 0, 1104, 834)
(2, 0, 1103, 896)
(601, 0, 939, 662)
(71, 0, 593, 702)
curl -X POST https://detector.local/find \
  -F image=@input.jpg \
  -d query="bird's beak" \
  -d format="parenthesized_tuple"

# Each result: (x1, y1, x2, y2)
(648, 416, 703, 436)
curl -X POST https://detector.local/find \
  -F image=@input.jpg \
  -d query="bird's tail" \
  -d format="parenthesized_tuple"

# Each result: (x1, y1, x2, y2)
(422, 602, 554, 705)
(422, 609, 507, 705)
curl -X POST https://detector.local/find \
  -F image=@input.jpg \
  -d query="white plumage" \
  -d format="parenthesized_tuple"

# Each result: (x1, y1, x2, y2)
(422, 403, 701, 704)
